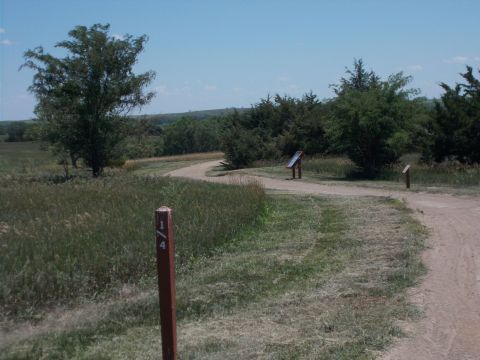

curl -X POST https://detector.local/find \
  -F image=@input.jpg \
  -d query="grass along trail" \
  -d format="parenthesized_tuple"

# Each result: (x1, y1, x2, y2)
(167, 160, 480, 360)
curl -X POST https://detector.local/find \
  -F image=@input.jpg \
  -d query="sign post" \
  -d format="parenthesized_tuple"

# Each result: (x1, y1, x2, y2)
(155, 207, 177, 360)
(286, 151, 304, 179)
(402, 165, 411, 189)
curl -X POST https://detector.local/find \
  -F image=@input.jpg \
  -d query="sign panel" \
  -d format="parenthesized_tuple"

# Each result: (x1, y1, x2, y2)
(287, 151, 303, 168)
(402, 165, 411, 174)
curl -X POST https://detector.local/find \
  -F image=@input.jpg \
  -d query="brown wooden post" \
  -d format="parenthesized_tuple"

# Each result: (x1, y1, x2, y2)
(292, 166, 296, 179)
(298, 160, 302, 179)
(155, 207, 177, 360)
(402, 165, 411, 189)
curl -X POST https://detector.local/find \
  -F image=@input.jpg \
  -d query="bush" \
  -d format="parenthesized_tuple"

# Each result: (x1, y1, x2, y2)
(221, 94, 329, 169)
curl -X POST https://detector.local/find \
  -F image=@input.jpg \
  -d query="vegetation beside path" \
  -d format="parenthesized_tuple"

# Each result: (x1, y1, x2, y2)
(2, 192, 426, 359)
(217, 154, 480, 195)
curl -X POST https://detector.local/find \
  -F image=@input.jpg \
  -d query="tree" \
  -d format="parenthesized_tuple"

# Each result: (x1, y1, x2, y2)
(162, 117, 222, 155)
(329, 60, 417, 175)
(5, 122, 27, 142)
(22, 24, 155, 176)
(221, 111, 262, 169)
(424, 66, 480, 164)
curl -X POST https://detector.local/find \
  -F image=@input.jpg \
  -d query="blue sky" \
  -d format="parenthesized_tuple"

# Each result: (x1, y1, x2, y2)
(1, 0, 479, 120)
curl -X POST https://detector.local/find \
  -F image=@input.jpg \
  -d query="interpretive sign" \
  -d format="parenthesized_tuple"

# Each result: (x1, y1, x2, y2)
(402, 165, 411, 189)
(286, 150, 304, 179)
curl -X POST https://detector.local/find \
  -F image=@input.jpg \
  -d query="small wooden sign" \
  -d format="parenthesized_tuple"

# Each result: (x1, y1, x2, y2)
(402, 165, 411, 174)
(155, 207, 177, 360)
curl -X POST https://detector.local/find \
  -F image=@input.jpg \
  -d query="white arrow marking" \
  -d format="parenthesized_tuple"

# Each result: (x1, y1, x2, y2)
(156, 230, 167, 239)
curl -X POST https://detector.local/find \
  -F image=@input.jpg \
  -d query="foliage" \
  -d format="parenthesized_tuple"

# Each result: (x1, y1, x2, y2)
(5, 121, 27, 142)
(423, 66, 480, 164)
(329, 59, 419, 175)
(162, 116, 222, 155)
(120, 118, 163, 159)
(222, 111, 263, 168)
(222, 93, 329, 168)
(22, 24, 155, 176)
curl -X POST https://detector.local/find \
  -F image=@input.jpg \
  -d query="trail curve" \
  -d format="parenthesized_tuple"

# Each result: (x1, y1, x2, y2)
(166, 160, 480, 360)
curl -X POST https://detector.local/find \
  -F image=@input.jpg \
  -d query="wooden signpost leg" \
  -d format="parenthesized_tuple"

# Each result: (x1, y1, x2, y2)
(298, 162, 302, 179)
(155, 207, 177, 360)
(406, 168, 411, 189)
(292, 167, 296, 179)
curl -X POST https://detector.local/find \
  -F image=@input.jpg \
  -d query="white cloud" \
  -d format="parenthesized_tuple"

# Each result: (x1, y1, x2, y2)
(155, 84, 192, 96)
(444, 56, 469, 64)
(277, 76, 289, 82)
(112, 34, 124, 41)
(406, 64, 423, 71)
(1, 39, 13, 46)
(204, 84, 217, 91)
(0, 27, 5, 34)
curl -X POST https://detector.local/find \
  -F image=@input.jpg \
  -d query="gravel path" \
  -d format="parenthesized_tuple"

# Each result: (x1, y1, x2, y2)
(167, 160, 480, 360)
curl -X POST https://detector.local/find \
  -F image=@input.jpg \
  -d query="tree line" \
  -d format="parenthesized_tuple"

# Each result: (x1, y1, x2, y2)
(222, 59, 480, 176)
(18, 24, 480, 177)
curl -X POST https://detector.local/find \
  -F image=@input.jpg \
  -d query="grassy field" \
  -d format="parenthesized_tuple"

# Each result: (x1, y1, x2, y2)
(0, 141, 57, 175)
(1, 194, 426, 359)
(0, 176, 265, 318)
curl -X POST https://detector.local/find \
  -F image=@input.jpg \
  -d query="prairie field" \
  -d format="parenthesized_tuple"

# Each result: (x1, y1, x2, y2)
(0, 141, 55, 175)
(0, 175, 265, 318)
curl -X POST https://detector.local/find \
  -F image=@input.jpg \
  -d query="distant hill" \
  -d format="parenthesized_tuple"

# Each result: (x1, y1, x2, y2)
(0, 108, 249, 125)
(130, 107, 248, 126)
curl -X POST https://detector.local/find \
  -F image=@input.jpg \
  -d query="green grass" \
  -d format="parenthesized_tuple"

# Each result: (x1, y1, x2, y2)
(0, 176, 265, 318)
(302, 154, 480, 186)
(1, 194, 426, 359)
(0, 141, 57, 175)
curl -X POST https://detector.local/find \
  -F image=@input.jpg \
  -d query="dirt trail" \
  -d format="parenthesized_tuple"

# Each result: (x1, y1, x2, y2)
(167, 160, 480, 360)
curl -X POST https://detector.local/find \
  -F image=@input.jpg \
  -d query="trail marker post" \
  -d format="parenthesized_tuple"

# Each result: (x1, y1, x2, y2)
(402, 165, 411, 189)
(155, 207, 177, 360)
(286, 150, 304, 179)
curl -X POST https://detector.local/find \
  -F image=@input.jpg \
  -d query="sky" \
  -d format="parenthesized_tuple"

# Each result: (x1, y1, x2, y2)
(1, 0, 479, 120)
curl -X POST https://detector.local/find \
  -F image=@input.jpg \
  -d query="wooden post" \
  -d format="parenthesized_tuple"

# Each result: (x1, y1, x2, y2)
(155, 207, 177, 360)
(298, 160, 302, 179)
(402, 165, 411, 189)
(292, 166, 296, 179)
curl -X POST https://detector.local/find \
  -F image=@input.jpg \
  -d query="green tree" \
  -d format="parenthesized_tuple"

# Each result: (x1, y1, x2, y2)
(162, 117, 222, 155)
(329, 60, 417, 175)
(22, 24, 155, 176)
(221, 111, 262, 168)
(425, 66, 480, 164)
(5, 122, 27, 142)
